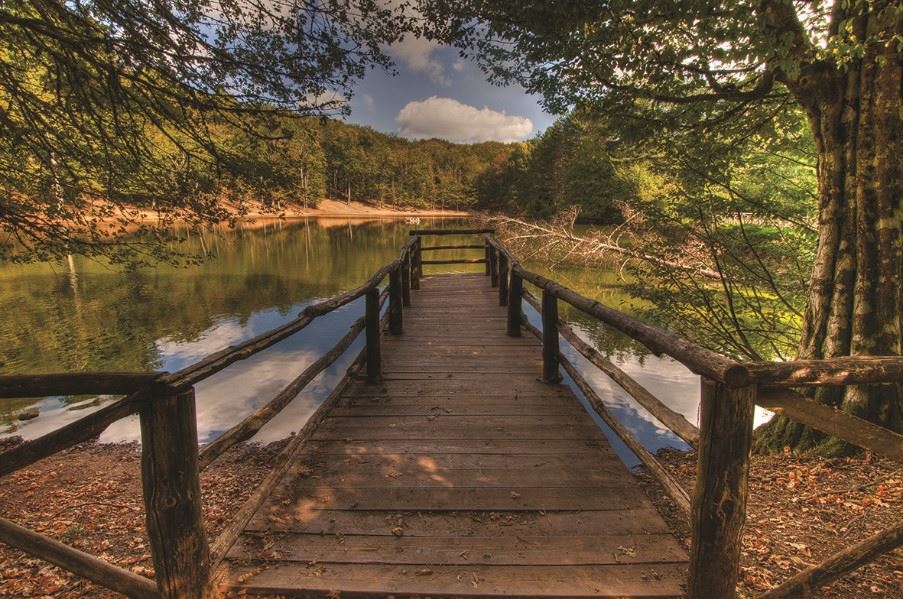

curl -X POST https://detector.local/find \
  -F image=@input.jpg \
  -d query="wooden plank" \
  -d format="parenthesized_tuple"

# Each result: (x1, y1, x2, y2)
(409, 228, 495, 235)
(311, 423, 605, 441)
(228, 532, 688, 566)
(244, 508, 672, 536)
(330, 402, 584, 416)
(320, 414, 597, 427)
(222, 563, 687, 597)
(421, 244, 487, 251)
(262, 486, 646, 511)
(343, 380, 571, 395)
(285, 465, 634, 489)
(293, 451, 620, 471)
(303, 438, 613, 455)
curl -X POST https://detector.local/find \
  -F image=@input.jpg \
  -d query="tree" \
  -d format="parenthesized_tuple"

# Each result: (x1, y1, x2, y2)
(0, 0, 415, 262)
(421, 0, 903, 449)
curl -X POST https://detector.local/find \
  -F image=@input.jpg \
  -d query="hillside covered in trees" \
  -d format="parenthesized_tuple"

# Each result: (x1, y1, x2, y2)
(209, 117, 515, 213)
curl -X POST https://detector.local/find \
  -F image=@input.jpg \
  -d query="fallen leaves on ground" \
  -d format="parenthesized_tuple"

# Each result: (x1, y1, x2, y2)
(636, 448, 902, 598)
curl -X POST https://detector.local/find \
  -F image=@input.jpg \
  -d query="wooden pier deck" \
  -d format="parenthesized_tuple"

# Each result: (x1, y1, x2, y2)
(221, 273, 688, 597)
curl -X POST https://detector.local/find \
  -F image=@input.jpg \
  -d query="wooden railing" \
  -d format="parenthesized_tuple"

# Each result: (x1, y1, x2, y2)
(0, 236, 427, 598)
(484, 234, 903, 599)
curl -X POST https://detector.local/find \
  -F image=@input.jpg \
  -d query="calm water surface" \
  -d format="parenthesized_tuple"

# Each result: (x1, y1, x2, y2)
(1, 218, 745, 466)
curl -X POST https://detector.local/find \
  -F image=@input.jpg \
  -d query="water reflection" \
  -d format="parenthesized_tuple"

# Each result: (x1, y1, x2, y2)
(1, 217, 470, 441)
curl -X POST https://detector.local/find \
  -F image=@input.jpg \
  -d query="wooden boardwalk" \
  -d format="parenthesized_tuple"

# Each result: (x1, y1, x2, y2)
(222, 274, 688, 597)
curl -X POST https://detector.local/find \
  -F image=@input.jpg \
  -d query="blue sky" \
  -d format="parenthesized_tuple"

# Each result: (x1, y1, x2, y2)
(341, 38, 557, 143)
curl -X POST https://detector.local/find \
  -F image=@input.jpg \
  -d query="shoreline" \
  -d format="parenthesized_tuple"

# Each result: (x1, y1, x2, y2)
(127, 198, 473, 222)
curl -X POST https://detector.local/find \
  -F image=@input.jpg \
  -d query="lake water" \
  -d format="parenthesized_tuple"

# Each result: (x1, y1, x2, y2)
(1, 217, 739, 466)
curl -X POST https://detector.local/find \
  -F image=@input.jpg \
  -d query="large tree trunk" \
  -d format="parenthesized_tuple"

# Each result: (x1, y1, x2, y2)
(755, 8, 903, 454)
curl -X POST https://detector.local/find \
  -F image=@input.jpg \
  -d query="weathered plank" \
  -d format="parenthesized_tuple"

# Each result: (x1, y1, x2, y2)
(225, 563, 687, 597)
(244, 508, 672, 536)
(228, 532, 688, 565)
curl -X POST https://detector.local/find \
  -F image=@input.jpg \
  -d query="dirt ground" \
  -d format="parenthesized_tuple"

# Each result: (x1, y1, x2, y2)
(636, 449, 902, 598)
(0, 436, 900, 598)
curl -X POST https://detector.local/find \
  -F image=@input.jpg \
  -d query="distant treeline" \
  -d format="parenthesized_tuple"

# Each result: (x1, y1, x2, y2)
(216, 117, 510, 212)
(217, 113, 636, 222)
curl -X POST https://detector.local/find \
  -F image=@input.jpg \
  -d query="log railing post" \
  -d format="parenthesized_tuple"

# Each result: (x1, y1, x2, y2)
(140, 387, 212, 599)
(489, 245, 499, 287)
(498, 252, 509, 306)
(484, 241, 491, 276)
(688, 378, 756, 599)
(541, 290, 562, 383)
(507, 271, 523, 337)
(411, 237, 422, 290)
(365, 288, 382, 384)
(401, 251, 412, 307)
(389, 266, 403, 335)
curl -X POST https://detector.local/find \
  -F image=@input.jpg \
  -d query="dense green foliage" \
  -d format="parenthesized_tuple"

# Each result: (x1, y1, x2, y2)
(318, 120, 511, 210)
(181, 116, 513, 213)
(475, 112, 638, 223)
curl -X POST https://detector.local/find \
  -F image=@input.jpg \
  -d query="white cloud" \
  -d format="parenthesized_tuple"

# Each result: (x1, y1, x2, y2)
(395, 96, 534, 143)
(361, 94, 375, 112)
(451, 60, 466, 72)
(389, 36, 450, 86)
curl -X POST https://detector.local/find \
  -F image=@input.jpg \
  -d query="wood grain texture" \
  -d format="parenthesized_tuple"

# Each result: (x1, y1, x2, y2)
(220, 273, 687, 597)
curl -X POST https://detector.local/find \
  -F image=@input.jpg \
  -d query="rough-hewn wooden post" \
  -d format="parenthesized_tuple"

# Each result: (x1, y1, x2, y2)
(498, 252, 509, 306)
(489, 245, 499, 287)
(365, 288, 382, 384)
(507, 271, 523, 337)
(411, 237, 422, 290)
(389, 266, 403, 335)
(140, 388, 212, 599)
(484, 241, 491, 276)
(401, 252, 412, 307)
(541, 290, 562, 383)
(688, 378, 756, 599)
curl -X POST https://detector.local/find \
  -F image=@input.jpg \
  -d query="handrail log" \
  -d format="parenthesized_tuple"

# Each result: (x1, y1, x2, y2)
(420, 258, 487, 265)
(523, 291, 699, 447)
(757, 389, 903, 461)
(521, 319, 691, 521)
(409, 228, 495, 235)
(0, 373, 166, 399)
(746, 356, 903, 387)
(513, 264, 750, 387)
(758, 520, 903, 599)
(197, 290, 387, 471)
(420, 244, 486, 251)
(208, 346, 370, 569)
(0, 516, 158, 599)
(0, 391, 149, 478)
